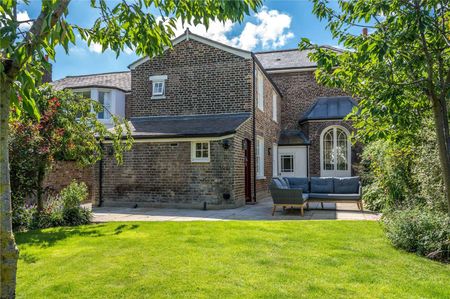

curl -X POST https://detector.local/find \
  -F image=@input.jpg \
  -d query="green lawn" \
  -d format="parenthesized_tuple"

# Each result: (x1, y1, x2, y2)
(16, 221, 449, 299)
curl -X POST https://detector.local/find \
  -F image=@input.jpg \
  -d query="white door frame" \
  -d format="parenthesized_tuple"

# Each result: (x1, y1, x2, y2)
(320, 125, 351, 177)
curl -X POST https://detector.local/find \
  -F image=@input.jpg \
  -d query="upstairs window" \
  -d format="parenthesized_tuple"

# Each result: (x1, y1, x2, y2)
(272, 91, 278, 122)
(150, 75, 168, 99)
(97, 91, 112, 120)
(191, 141, 210, 163)
(256, 136, 265, 178)
(257, 70, 264, 111)
(152, 81, 164, 96)
(75, 90, 91, 99)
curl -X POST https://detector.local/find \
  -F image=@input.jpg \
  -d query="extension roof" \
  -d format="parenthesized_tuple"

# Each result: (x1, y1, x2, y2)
(52, 71, 131, 92)
(128, 113, 251, 139)
(299, 96, 356, 123)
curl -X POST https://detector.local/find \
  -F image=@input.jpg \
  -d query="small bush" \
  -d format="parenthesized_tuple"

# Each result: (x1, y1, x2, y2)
(383, 208, 450, 262)
(13, 181, 92, 232)
(60, 181, 92, 226)
(12, 205, 34, 232)
(60, 181, 88, 210)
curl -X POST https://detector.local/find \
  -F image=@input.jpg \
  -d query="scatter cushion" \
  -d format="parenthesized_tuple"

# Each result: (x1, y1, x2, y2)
(333, 177, 360, 194)
(284, 177, 310, 193)
(271, 178, 288, 189)
(310, 177, 334, 193)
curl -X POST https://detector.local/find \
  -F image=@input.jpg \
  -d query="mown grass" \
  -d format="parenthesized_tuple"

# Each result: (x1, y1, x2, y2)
(16, 221, 450, 298)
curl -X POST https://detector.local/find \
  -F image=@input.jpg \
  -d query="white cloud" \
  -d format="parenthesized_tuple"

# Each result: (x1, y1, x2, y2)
(17, 10, 32, 30)
(170, 7, 294, 51)
(89, 42, 103, 53)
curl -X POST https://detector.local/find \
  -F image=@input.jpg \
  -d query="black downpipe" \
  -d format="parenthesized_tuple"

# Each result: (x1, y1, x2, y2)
(252, 60, 257, 203)
(98, 142, 104, 207)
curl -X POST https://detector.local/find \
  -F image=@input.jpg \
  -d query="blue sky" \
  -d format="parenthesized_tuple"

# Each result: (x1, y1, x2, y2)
(18, 0, 343, 80)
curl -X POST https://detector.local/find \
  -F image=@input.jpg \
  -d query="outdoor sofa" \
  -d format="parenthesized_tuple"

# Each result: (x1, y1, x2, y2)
(269, 177, 362, 216)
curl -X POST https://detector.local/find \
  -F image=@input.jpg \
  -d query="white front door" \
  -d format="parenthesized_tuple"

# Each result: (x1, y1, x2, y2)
(278, 146, 307, 177)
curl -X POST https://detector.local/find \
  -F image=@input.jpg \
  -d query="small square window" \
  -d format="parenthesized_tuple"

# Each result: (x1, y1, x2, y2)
(191, 142, 210, 162)
(152, 81, 165, 96)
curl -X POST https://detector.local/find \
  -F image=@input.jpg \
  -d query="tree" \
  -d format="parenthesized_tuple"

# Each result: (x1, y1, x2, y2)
(299, 0, 450, 215)
(0, 0, 261, 297)
(9, 85, 132, 214)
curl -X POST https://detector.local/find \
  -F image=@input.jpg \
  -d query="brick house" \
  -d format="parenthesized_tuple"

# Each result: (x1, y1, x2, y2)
(52, 29, 357, 209)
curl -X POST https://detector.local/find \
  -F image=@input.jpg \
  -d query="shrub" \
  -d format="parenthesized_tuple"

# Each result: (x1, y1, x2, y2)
(60, 181, 92, 226)
(60, 181, 88, 210)
(12, 205, 34, 232)
(383, 208, 450, 262)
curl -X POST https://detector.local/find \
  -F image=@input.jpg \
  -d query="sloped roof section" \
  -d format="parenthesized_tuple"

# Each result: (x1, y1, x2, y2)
(52, 71, 131, 92)
(254, 46, 343, 71)
(128, 29, 252, 70)
(278, 130, 310, 146)
(299, 96, 356, 123)
(128, 113, 251, 139)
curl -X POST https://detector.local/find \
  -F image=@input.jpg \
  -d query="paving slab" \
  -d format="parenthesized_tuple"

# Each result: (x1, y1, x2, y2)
(89, 197, 380, 222)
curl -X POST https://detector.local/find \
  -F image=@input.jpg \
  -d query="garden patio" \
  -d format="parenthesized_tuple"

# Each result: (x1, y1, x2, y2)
(89, 198, 380, 222)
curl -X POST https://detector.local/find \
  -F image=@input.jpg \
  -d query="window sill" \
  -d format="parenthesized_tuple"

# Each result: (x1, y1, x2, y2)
(151, 95, 166, 100)
(256, 176, 266, 180)
(191, 159, 210, 163)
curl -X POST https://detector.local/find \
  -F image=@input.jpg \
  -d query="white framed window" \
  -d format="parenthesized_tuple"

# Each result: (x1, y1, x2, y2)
(256, 136, 265, 178)
(272, 91, 278, 122)
(97, 91, 112, 120)
(320, 126, 351, 177)
(152, 81, 164, 96)
(191, 141, 210, 163)
(257, 70, 264, 111)
(74, 90, 91, 99)
(150, 75, 168, 99)
(280, 154, 294, 173)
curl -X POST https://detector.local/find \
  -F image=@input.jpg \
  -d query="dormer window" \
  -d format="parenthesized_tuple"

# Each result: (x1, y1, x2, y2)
(150, 75, 167, 99)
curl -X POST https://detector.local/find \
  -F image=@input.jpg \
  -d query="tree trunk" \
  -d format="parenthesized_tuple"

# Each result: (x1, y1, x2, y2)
(431, 95, 450, 216)
(0, 79, 19, 298)
(36, 164, 46, 212)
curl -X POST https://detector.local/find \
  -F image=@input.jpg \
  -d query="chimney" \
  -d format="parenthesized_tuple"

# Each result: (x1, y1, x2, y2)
(42, 55, 52, 83)
(362, 28, 368, 37)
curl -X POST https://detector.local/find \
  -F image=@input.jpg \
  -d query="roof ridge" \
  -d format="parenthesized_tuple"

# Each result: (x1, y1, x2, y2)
(255, 45, 345, 55)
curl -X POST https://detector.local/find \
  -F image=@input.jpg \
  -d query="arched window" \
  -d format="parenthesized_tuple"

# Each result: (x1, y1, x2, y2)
(320, 126, 351, 177)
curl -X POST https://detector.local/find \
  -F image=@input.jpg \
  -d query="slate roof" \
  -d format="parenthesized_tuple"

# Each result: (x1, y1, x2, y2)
(128, 113, 251, 139)
(254, 46, 343, 71)
(52, 71, 131, 92)
(278, 130, 310, 146)
(299, 96, 357, 123)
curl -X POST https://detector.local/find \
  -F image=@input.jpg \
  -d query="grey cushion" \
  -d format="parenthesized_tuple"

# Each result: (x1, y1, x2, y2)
(310, 177, 334, 193)
(334, 177, 360, 194)
(308, 193, 361, 200)
(284, 177, 310, 193)
(271, 178, 288, 189)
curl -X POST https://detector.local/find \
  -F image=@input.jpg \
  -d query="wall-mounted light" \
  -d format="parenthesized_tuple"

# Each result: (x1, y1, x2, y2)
(108, 147, 114, 156)
(222, 139, 230, 149)
(223, 193, 231, 200)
